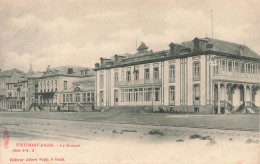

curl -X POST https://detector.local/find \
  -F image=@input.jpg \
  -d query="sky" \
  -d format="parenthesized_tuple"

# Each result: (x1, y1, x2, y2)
(0, 0, 260, 72)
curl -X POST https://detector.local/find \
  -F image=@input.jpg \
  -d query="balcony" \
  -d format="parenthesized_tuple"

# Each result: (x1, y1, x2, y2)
(118, 78, 162, 87)
(213, 71, 260, 83)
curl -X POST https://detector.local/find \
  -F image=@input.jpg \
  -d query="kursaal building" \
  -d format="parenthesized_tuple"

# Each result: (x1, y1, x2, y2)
(94, 37, 260, 114)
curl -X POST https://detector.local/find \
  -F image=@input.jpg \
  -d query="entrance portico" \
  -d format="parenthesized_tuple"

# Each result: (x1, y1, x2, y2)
(213, 80, 259, 114)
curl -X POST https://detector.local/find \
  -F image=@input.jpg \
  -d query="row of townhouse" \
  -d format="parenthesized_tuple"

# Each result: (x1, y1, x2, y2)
(0, 65, 95, 112)
(0, 68, 29, 111)
(94, 37, 260, 114)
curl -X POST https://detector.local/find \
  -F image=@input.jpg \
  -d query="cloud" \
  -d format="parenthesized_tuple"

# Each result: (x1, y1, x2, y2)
(0, 0, 259, 73)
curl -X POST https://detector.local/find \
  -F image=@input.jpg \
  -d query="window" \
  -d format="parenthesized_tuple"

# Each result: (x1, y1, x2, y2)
(145, 68, 150, 80)
(114, 90, 119, 103)
(87, 93, 91, 102)
(121, 69, 125, 82)
(144, 88, 152, 101)
(193, 84, 200, 101)
(252, 65, 256, 74)
(51, 81, 53, 90)
(66, 94, 69, 102)
(193, 62, 200, 81)
(47, 81, 50, 91)
(221, 60, 226, 71)
(126, 71, 131, 82)
(169, 65, 175, 82)
(63, 94, 66, 102)
(214, 61, 219, 74)
(75, 93, 81, 102)
(139, 88, 143, 101)
(43, 81, 46, 91)
(69, 94, 73, 102)
(83, 93, 86, 102)
(100, 74, 104, 89)
(91, 92, 94, 102)
(64, 81, 67, 90)
(133, 89, 138, 102)
(100, 91, 104, 104)
(228, 61, 232, 72)
(134, 70, 139, 80)
(68, 68, 73, 74)
(234, 62, 238, 72)
(128, 89, 132, 101)
(247, 64, 251, 74)
(241, 63, 245, 73)
(154, 88, 160, 101)
(153, 67, 159, 79)
(169, 86, 175, 104)
(55, 80, 58, 90)
(40, 82, 42, 91)
(114, 72, 119, 84)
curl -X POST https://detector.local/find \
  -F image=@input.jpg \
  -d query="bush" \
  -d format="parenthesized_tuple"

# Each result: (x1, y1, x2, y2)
(201, 135, 212, 140)
(208, 139, 217, 145)
(189, 134, 202, 139)
(158, 108, 164, 113)
(246, 138, 259, 144)
(121, 129, 137, 132)
(190, 134, 216, 144)
(148, 129, 164, 136)
(176, 138, 184, 142)
(112, 130, 117, 134)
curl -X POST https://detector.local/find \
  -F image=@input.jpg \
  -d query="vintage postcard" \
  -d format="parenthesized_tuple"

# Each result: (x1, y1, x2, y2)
(0, 0, 259, 163)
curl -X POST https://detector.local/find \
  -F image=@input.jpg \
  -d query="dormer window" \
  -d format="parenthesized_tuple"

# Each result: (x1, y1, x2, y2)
(68, 68, 73, 74)
(239, 46, 244, 55)
(193, 38, 200, 52)
(137, 42, 149, 53)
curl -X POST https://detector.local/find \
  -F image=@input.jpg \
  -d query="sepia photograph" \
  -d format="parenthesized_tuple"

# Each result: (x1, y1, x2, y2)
(0, 0, 259, 163)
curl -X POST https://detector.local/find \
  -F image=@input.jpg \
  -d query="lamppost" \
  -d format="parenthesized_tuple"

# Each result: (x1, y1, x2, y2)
(17, 81, 21, 111)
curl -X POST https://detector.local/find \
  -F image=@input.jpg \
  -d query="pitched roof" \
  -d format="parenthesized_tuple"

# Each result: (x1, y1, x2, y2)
(72, 76, 95, 84)
(28, 71, 43, 78)
(0, 68, 26, 78)
(43, 65, 95, 77)
(182, 37, 260, 59)
(204, 38, 260, 59)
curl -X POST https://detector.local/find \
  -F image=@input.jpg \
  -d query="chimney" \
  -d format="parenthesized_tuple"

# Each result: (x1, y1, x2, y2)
(95, 63, 100, 68)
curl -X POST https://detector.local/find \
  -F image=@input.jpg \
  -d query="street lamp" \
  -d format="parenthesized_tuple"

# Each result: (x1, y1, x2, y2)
(17, 81, 21, 110)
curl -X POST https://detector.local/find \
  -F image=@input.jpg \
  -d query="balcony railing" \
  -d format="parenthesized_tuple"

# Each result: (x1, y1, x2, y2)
(118, 78, 162, 87)
(39, 88, 57, 93)
(213, 71, 260, 83)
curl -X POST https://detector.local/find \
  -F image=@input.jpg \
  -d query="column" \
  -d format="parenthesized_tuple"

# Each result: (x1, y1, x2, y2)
(249, 85, 252, 107)
(244, 84, 246, 103)
(218, 82, 221, 114)
(224, 83, 227, 103)
(212, 82, 215, 106)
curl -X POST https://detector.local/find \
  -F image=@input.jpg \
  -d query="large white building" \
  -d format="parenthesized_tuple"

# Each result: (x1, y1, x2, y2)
(94, 37, 260, 114)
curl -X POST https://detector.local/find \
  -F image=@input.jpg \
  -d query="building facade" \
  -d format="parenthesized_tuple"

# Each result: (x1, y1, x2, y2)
(37, 65, 95, 111)
(94, 38, 260, 114)
(60, 76, 95, 111)
(0, 69, 29, 111)
(27, 72, 43, 111)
